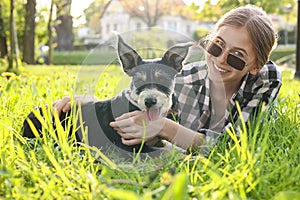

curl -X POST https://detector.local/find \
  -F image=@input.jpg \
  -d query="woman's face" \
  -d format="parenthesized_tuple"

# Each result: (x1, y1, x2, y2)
(206, 25, 259, 85)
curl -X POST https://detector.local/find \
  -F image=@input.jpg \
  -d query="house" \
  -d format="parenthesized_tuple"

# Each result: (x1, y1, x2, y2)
(100, 0, 200, 44)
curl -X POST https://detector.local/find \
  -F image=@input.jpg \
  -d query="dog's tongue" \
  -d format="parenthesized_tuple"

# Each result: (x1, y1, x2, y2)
(146, 107, 160, 121)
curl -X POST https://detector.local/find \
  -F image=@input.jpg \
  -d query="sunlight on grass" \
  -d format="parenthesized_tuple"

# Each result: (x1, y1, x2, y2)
(0, 65, 299, 199)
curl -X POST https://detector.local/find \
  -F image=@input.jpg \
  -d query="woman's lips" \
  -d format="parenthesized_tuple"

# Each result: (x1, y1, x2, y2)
(213, 63, 230, 73)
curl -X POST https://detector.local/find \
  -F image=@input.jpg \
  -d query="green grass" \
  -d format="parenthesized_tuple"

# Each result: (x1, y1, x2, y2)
(270, 46, 295, 62)
(52, 51, 120, 65)
(48, 45, 295, 66)
(0, 65, 300, 199)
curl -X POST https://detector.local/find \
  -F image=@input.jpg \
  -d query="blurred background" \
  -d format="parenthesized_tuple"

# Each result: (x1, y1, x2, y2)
(0, 0, 298, 70)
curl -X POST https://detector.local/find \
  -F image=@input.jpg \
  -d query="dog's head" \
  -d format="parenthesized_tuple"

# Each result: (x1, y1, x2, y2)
(117, 35, 192, 121)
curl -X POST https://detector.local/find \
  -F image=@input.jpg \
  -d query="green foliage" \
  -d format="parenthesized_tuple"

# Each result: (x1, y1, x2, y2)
(270, 46, 295, 62)
(188, 0, 297, 24)
(1, 0, 27, 49)
(0, 65, 299, 199)
(35, 6, 51, 46)
(130, 29, 170, 59)
(48, 47, 295, 66)
(193, 27, 210, 41)
(277, 29, 296, 45)
(83, 0, 109, 27)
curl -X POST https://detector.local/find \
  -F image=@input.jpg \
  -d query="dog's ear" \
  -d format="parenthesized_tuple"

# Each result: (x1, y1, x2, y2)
(161, 42, 193, 72)
(117, 34, 143, 76)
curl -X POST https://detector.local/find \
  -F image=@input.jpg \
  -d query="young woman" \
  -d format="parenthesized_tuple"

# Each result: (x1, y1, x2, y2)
(53, 5, 282, 153)
(108, 5, 282, 152)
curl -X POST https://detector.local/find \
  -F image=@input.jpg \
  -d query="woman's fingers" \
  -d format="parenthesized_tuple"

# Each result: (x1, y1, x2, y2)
(52, 96, 71, 116)
(121, 138, 143, 146)
(110, 117, 135, 129)
(63, 102, 71, 112)
(52, 95, 99, 117)
(119, 133, 134, 139)
(112, 122, 142, 137)
(112, 127, 144, 145)
(118, 124, 139, 133)
(115, 110, 141, 121)
(110, 110, 161, 146)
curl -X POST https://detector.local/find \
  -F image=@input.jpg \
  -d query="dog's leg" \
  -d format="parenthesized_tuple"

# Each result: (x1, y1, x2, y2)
(22, 107, 78, 140)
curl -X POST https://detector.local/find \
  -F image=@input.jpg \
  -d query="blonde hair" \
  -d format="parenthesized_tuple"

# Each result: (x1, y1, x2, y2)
(215, 5, 277, 68)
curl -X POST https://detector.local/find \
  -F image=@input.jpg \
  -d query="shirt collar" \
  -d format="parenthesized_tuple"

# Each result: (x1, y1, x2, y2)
(176, 61, 208, 85)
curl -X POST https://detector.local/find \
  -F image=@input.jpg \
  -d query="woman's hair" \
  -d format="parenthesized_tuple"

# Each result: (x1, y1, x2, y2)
(215, 5, 277, 68)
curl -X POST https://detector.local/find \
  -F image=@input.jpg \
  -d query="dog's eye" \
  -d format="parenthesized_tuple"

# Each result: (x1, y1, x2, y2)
(135, 77, 146, 84)
(135, 72, 147, 82)
(133, 76, 147, 89)
(156, 73, 172, 84)
(154, 70, 161, 78)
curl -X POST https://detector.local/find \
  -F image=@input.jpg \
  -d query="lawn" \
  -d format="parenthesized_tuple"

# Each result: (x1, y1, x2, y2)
(0, 65, 299, 199)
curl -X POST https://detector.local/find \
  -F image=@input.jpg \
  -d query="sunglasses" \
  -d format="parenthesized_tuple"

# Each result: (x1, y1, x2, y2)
(200, 40, 249, 71)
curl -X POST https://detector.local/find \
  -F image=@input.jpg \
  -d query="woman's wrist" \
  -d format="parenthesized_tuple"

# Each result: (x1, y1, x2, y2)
(158, 118, 179, 142)
(158, 117, 206, 150)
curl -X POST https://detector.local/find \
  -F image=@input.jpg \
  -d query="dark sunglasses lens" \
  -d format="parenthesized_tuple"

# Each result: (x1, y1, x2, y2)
(207, 42, 222, 57)
(201, 40, 246, 71)
(227, 54, 245, 71)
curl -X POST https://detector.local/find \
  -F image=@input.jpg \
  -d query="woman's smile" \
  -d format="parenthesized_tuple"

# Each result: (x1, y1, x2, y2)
(213, 62, 230, 73)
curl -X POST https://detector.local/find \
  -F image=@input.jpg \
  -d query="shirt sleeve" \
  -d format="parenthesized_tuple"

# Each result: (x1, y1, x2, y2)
(169, 61, 209, 129)
(202, 61, 282, 154)
(232, 61, 282, 124)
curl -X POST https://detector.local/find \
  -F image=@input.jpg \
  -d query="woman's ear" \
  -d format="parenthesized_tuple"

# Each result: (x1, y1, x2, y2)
(249, 65, 261, 75)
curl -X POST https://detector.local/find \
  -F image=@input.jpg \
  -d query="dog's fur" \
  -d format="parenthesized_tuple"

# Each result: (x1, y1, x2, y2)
(22, 35, 192, 157)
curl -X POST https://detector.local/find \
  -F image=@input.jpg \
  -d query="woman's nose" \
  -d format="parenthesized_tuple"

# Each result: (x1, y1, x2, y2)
(216, 51, 228, 64)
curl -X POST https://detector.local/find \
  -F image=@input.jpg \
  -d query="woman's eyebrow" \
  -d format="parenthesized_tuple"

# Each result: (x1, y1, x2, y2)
(216, 36, 249, 56)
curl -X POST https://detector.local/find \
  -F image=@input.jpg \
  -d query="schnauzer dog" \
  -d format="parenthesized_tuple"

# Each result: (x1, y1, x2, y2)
(22, 35, 192, 158)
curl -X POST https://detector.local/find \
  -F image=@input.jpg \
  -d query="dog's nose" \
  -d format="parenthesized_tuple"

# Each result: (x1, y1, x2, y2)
(144, 97, 157, 108)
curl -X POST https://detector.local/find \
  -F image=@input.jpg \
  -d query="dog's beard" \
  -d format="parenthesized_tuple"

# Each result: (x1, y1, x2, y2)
(130, 88, 172, 121)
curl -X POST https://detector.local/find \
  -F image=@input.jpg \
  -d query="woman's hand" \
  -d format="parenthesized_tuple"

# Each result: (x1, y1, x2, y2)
(52, 95, 100, 116)
(52, 96, 72, 116)
(109, 111, 166, 146)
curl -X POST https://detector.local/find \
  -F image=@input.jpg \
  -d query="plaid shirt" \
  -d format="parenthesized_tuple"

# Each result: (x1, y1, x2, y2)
(172, 60, 282, 145)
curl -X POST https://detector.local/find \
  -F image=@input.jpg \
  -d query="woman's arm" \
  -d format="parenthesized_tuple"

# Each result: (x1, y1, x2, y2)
(109, 111, 206, 150)
(229, 61, 282, 125)
(160, 118, 206, 150)
(52, 95, 100, 116)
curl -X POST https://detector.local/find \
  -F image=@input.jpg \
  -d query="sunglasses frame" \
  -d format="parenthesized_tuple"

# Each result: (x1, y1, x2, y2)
(200, 39, 248, 71)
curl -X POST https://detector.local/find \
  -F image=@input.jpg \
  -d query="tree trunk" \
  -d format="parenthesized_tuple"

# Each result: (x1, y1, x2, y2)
(295, 0, 300, 79)
(23, 0, 36, 64)
(48, 0, 54, 65)
(7, 0, 19, 71)
(0, 1, 8, 58)
(55, 0, 74, 51)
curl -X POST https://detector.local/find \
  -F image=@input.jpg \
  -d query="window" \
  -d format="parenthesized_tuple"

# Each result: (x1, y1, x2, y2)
(136, 22, 141, 31)
(167, 22, 177, 31)
(106, 24, 110, 33)
(113, 24, 118, 31)
(186, 25, 191, 33)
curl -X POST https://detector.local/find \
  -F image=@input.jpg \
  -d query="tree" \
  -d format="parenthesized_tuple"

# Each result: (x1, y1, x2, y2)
(7, 0, 20, 71)
(188, 0, 296, 21)
(54, 0, 74, 51)
(23, 0, 36, 64)
(0, 0, 8, 58)
(48, 0, 54, 64)
(83, 0, 109, 34)
(295, 0, 300, 79)
(120, 0, 185, 28)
